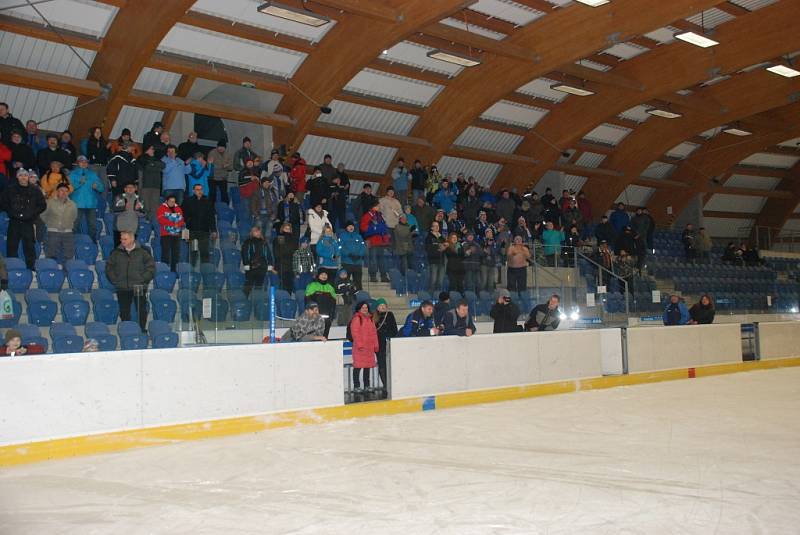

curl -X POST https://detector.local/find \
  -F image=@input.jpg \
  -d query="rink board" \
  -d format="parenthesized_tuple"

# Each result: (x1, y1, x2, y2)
(757, 321, 800, 360)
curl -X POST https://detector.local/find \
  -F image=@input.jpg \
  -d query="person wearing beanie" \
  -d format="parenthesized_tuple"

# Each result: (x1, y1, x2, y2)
(489, 288, 521, 333)
(207, 138, 233, 205)
(348, 300, 379, 393)
(334, 268, 357, 325)
(234, 136, 259, 172)
(142, 122, 164, 157)
(2, 328, 44, 356)
(433, 291, 451, 328)
(372, 297, 397, 396)
(338, 220, 366, 290)
(137, 143, 165, 221)
(0, 167, 46, 269)
(292, 237, 317, 282)
(305, 270, 336, 337)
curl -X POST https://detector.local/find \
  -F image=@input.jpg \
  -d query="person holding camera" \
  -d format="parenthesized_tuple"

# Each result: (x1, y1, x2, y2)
(106, 230, 156, 332)
(490, 289, 522, 333)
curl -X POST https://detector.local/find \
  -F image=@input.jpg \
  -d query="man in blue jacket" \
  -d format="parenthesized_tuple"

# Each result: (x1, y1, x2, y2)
(401, 300, 439, 337)
(663, 294, 689, 326)
(609, 203, 630, 234)
(338, 221, 366, 290)
(433, 178, 457, 214)
(69, 155, 104, 243)
(161, 145, 190, 204)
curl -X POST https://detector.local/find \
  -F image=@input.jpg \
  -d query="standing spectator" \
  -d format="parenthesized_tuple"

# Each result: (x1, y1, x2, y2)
(354, 183, 377, 222)
(425, 220, 447, 291)
(525, 294, 561, 331)
(141, 122, 163, 155)
(317, 153, 336, 183)
(663, 294, 689, 326)
(373, 298, 397, 395)
(609, 203, 630, 234)
(186, 152, 211, 196)
(490, 289, 521, 333)
(540, 187, 555, 208)
(595, 214, 615, 246)
(8, 130, 36, 173)
(275, 191, 304, 240)
(36, 133, 70, 175)
(411, 196, 434, 233)
(0, 134, 13, 186)
(85, 127, 110, 186)
(283, 302, 326, 342)
(41, 183, 77, 265)
(495, 190, 516, 225)
(316, 225, 340, 280)
(112, 182, 145, 246)
(391, 157, 409, 204)
(393, 213, 414, 276)
(306, 167, 328, 208)
(328, 164, 349, 231)
(106, 142, 137, 196)
(265, 149, 283, 176)
(463, 186, 482, 224)
(561, 199, 583, 232)
(137, 144, 164, 221)
(697, 227, 712, 262)
(426, 165, 442, 200)
(349, 301, 379, 392)
(181, 183, 217, 267)
(682, 223, 696, 262)
(59, 130, 77, 168)
(338, 221, 366, 291)
(541, 221, 564, 267)
(287, 152, 307, 204)
(206, 140, 232, 205)
(442, 301, 476, 337)
(40, 160, 71, 198)
(614, 226, 637, 257)
(379, 187, 402, 231)
(480, 228, 500, 292)
(273, 222, 298, 291)
(251, 176, 278, 239)
(106, 230, 155, 333)
(689, 294, 715, 325)
(241, 226, 275, 296)
(307, 202, 331, 252)
(360, 200, 391, 283)
(400, 300, 438, 337)
(462, 231, 482, 292)
(156, 194, 185, 272)
(577, 191, 593, 239)
(444, 232, 465, 293)
(433, 178, 457, 214)
(108, 128, 140, 159)
(233, 137, 259, 172)
(642, 208, 656, 252)
(292, 237, 316, 279)
(1, 169, 46, 269)
(403, 205, 418, 232)
(334, 269, 358, 325)
(161, 145, 189, 205)
(629, 208, 650, 256)
(0, 102, 24, 144)
(24, 120, 46, 155)
(305, 271, 336, 337)
(177, 131, 201, 162)
(69, 155, 104, 243)
(410, 159, 428, 202)
(506, 235, 531, 292)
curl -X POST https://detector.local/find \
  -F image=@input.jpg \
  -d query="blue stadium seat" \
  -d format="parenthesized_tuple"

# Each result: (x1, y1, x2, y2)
(178, 272, 201, 292)
(150, 290, 177, 323)
(53, 334, 84, 354)
(17, 323, 49, 352)
(154, 261, 170, 272)
(120, 334, 148, 350)
(62, 299, 90, 326)
(7, 268, 33, 292)
(222, 248, 241, 266)
(25, 288, 50, 305)
(117, 321, 141, 337)
(36, 269, 65, 293)
(202, 272, 225, 292)
(50, 322, 77, 338)
(253, 299, 270, 321)
(27, 300, 57, 327)
(154, 271, 177, 292)
(94, 334, 117, 351)
(208, 298, 229, 322)
(225, 272, 245, 291)
(85, 322, 110, 338)
(229, 299, 252, 322)
(99, 235, 114, 259)
(65, 259, 89, 272)
(67, 269, 95, 292)
(58, 288, 84, 304)
(278, 297, 297, 319)
(35, 258, 59, 271)
(147, 320, 171, 335)
(93, 299, 119, 325)
(151, 332, 179, 349)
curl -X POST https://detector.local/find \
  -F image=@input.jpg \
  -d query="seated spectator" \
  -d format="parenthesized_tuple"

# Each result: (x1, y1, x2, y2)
(741, 243, 763, 267)
(663, 294, 689, 326)
(525, 294, 561, 332)
(1, 328, 45, 356)
(721, 242, 741, 266)
(489, 289, 521, 333)
(82, 338, 99, 352)
(401, 300, 439, 337)
(349, 301, 379, 392)
(433, 291, 451, 328)
(41, 183, 77, 265)
(305, 271, 336, 337)
(283, 302, 326, 342)
(442, 300, 476, 337)
(689, 294, 715, 325)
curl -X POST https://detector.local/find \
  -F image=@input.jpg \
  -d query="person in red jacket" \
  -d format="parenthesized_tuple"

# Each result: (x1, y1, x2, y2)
(0, 137, 11, 183)
(359, 200, 391, 283)
(156, 194, 185, 272)
(289, 152, 307, 204)
(349, 301, 379, 393)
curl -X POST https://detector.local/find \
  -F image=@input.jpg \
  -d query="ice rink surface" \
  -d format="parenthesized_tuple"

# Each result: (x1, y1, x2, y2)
(1, 368, 799, 535)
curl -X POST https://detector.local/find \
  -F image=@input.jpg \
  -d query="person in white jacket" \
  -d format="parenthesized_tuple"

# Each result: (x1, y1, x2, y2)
(306, 202, 331, 253)
(379, 187, 402, 230)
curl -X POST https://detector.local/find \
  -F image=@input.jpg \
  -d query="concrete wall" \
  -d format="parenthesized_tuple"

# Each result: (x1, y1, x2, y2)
(0, 342, 344, 446)
(626, 324, 742, 373)
(757, 321, 800, 360)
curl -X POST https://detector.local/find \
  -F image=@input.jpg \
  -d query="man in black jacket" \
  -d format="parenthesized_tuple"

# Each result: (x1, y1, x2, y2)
(489, 289, 521, 333)
(594, 215, 615, 246)
(106, 142, 137, 195)
(525, 294, 561, 332)
(106, 231, 156, 332)
(8, 130, 36, 172)
(181, 183, 217, 267)
(36, 133, 70, 175)
(177, 131, 201, 162)
(0, 103, 24, 145)
(442, 301, 476, 337)
(1, 168, 46, 269)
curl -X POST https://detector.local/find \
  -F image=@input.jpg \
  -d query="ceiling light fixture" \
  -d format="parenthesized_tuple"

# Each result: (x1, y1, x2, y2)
(722, 126, 753, 136)
(426, 49, 481, 67)
(674, 31, 719, 48)
(647, 108, 682, 119)
(550, 83, 594, 96)
(575, 0, 610, 6)
(257, 2, 330, 27)
(766, 64, 800, 78)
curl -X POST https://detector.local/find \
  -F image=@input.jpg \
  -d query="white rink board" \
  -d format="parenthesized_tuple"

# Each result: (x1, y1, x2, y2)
(626, 323, 742, 373)
(389, 330, 616, 399)
(757, 321, 800, 360)
(0, 342, 344, 446)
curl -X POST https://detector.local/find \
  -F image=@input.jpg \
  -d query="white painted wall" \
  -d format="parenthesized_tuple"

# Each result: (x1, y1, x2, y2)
(626, 324, 742, 373)
(757, 321, 800, 360)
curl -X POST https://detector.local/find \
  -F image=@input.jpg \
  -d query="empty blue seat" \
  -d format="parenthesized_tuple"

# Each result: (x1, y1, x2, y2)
(85, 321, 110, 338)
(278, 297, 297, 319)
(120, 334, 148, 350)
(75, 242, 98, 266)
(67, 269, 95, 292)
(35, 258, 59, 271)
(178, 272, 201, 292)
(222, 248, 241, 266)
(25, 288, 50, 305)
(151, 332, 179, 349)
(202, 272, 225, 291)
(154, 261, 170, 272)
(154, 271, 177, 292)
(147, 319, 171, 335)
(225, 272, 245, 291)
(7, 268, 33, 292)
(62, 299, 90, 326)
(94, 333, 117, 351)
(27, 300, 57, 326)
(65, 259, 89, 272)
(36, 269, 65, 293)
(58, 288, 84, 304)
(207, 298, 228, 322)
(93, 299, 119, 325)
(229, 299, 252, 322)
(50, 322, 77, 338)
(53, 334, 83, 354)
(117, 321, 141, 337)
(99, 235, 114, 259)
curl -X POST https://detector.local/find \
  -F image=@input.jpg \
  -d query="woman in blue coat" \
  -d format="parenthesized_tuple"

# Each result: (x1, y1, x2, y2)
(316, 225, 341, 280)
(338, 220, 367, 290)
(69, 155, 104, 242)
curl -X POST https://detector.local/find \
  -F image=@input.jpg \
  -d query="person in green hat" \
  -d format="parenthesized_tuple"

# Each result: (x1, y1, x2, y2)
(372, 297, 397, 397)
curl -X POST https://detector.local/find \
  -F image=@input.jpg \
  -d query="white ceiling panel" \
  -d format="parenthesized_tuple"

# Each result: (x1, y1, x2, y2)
(190, 0, 335, 42)
(615, 185, 655, 206)
(111, 106, 164, 141)
(583, 123, 632, 146)
(1, 0, 117, 38)
(133, 68, 182, 95)
(780, 218, 800, 237)
(562, 174, 587, 192)
(516, 77, 568, 102)
(643, 26, 680, 45)
(576, 59, 612, 72)
(345, 69, 443, 107)
(480, 100, 548, 129)
(318, 100, 418, 136)
(0, 32, 95, 78)
(469, 0, 545, 26)
(158, 24, 306, 78)
(703, 217, 754, 238)
(454, 126, 524, 153)
(699, 127, 723, 139)
(619, 105, 652, 124)
(298, 135, 397, 175)
(440, 18, 506, 40)
(730, 0, 779, 11)
(602, 42, 649, 60)
(686, 7, 735, 29)
(724, 174, 781, 190)
(573, 152, 606, 168)
(666, 141, 701, 159)
(777, 137, 800, 148)
(705, 194, 767, 213)
(436, 156, 502, 187)
(641, 161, 676, 179)
(739, 153, 800, 169)
(0, 84, 76, 132)
(382, 41, 463, 76)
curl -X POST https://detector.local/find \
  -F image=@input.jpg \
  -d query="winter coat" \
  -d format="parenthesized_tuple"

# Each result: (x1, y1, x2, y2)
(442, 309, 477, 337)
(41, 197, 77, 232)
(490, 301, 521, 333)
(37, 146, 71, 175)
(689, 303, 715, 325)
(391, 165, 410, 192)
(106, 151, 137, 189)
(393, 222, 414, 256)
(186, 159, 211, 196)
(595, 222, 616, 245)
(9, 140, 35, 170)
(69, 167, 104, 209)
(400, 308, 435, 337)
(0, 181, 46, 223)
(181, 195, 216, 233)
(40, 171, 71, 198)
(379, 196, 402, 228)
(349, 313, 379, 368)
(374, 311, 398, 354)
(85, 137, 109, 166)
(542, 229, 564, 256)
(156, 203, 185, 237)
(241, 237, 274, 272)
(609, 209, 630, 234)
(275, 200, 304, 231)
(338, 230, 366, 265)
(113, 192, 145, 233)
(578, 197, 592, 223)
(305, 279, 336, 316)
(138, 154, 165, 190)
(663, 301, 689, 326)
(161, 156, 190, 191)
(433, 187, 457, 214)
(250, 185, 277, 221)
(307, 209, 331, 245)
(106, 244, 156, 290)
(445, 243, 465, 275)
(316, 235, 340, 269)
(306, 175, 329, 207)
(289, 158, 307, 193)
(425, 232, 446, 265)
(496, 197, 516, 223)
(0, 142, 10, 177)
(207, 148, 233, 179)
(233, 147, 259, 171)
(0, 113, 24, 143)
(481, 239, 500, 267)
(462, 239, 482, 268)
(273, 232, 298, 272)
(411, 203, 435, 232)
(359, 209, 390, 247)
(292, 248, 316, 275)
(525, 304, 561, 331)
(177, 140, 201, 162)
(410, 167, 428, 191)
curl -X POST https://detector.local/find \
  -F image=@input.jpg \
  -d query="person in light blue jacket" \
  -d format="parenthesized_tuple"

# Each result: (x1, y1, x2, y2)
(186, 153, 211, 197)
(316, 225, 341, 279)
(433, 178, 457, 214)
(69, 155, 104, 243)
(161, 145, 190, 204)
(663, 294, 689, 326)
(338, 220, 367, 290)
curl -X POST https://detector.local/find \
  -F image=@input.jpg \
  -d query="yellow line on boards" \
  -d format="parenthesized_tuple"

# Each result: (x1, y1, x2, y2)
(1, 356, 799, 468)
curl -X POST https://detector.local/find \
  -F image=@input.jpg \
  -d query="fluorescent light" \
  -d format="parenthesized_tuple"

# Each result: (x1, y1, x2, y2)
(722, 127, 752, 136)
(257, 2, 330, 27)
(647, 108, 682, 119)
(575, 0, 610, 5)
(426, 49, 481, 67)
(766, 64, 800, 78)
(674, 31, 719, 48)
(550, 84, 594, 96)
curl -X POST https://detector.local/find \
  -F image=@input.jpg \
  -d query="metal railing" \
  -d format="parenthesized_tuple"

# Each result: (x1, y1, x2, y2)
(747, 226, 800, 253)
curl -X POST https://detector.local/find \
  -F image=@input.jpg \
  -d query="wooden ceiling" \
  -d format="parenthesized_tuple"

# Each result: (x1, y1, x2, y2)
(2, 0, 799, 233)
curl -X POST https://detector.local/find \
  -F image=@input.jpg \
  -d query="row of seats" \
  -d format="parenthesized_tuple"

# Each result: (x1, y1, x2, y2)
(15, 320, 178, 352)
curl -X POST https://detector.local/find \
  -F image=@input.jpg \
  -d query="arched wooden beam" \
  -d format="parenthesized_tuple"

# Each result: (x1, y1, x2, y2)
(273, 0, 473, 152)
(491, 0, 800, 192)
(754, 161, 800, 236)
(69, 0, 196, 137)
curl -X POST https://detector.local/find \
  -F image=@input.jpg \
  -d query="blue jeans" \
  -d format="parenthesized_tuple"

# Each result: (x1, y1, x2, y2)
(162, 189, 184, 205)
(229, 186, 241, 208)
(368, 245, 387, 278)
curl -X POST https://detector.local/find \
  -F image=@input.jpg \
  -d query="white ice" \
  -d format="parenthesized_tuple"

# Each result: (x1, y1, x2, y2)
(1, 368, 800, 535)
